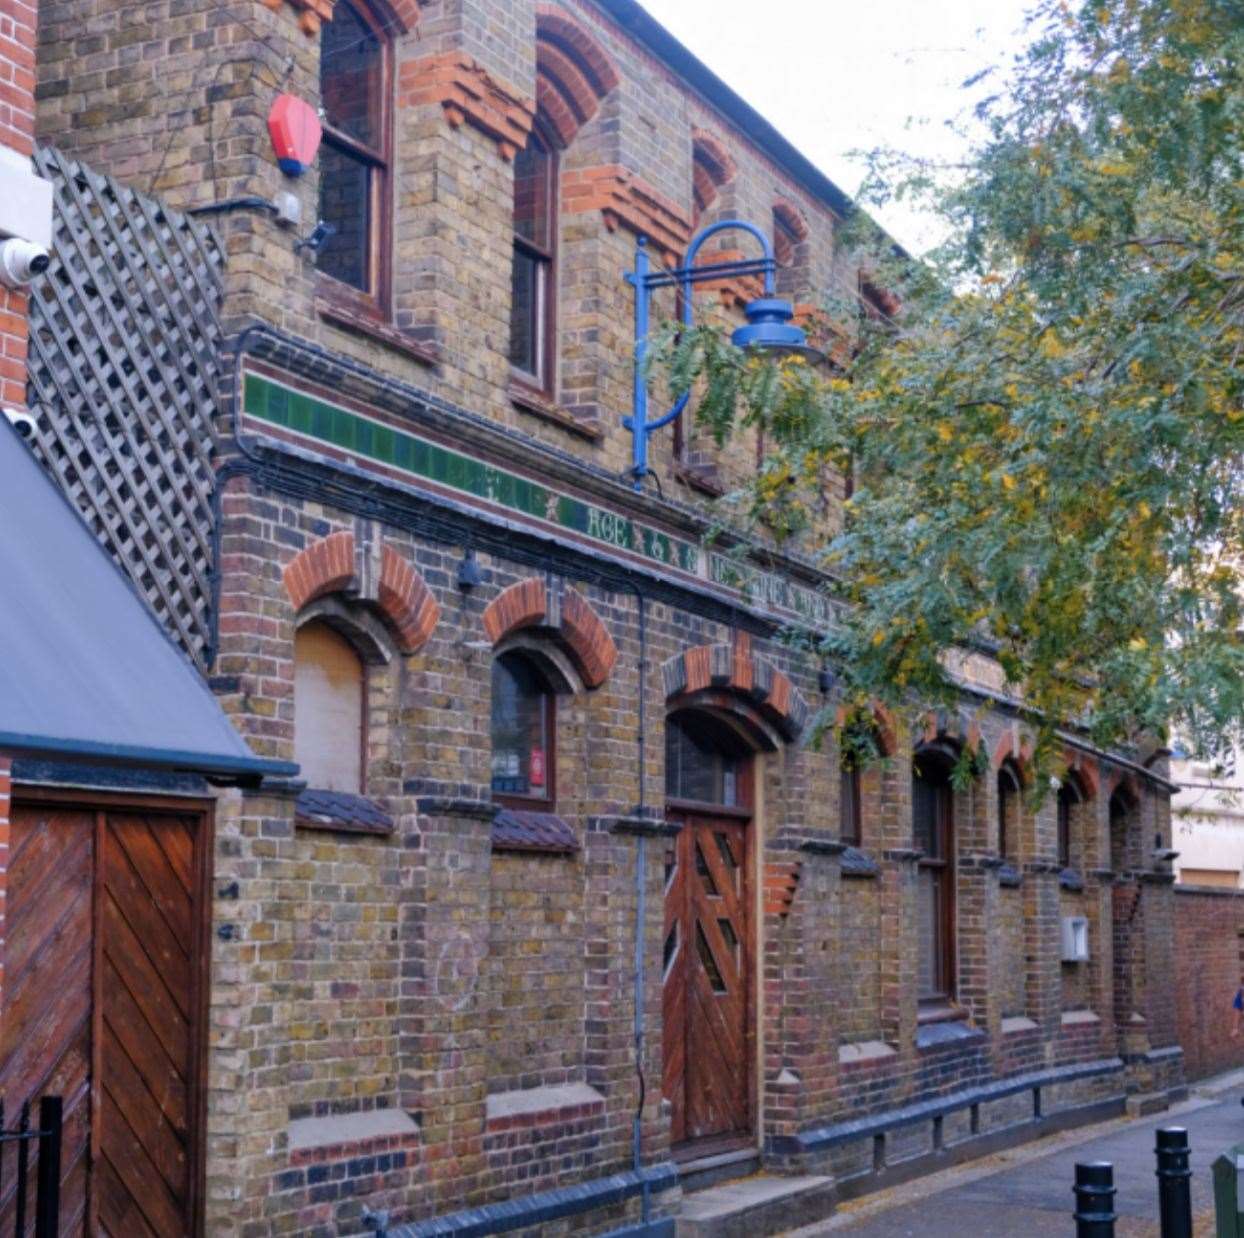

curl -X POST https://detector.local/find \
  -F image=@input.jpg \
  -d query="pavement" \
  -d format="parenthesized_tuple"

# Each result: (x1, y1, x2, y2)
(789, 1069, 1244, 1236)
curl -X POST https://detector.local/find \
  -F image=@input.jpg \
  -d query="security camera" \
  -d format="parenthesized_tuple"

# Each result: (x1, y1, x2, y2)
(4, 407, 37, 439)
(0, 238, 50, 289)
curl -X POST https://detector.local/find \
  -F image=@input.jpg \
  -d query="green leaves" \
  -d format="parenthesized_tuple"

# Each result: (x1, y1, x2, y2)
(658, 0, 1244, 777)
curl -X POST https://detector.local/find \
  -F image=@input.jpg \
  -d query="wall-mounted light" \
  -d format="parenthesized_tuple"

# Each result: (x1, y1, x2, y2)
(457, 547, 483, 590)
(624, 219, 825, 490)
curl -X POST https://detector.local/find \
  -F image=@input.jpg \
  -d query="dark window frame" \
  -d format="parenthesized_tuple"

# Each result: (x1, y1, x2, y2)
(664, 709, 754, 816)
(840, 762, 862, 847)
(490, 651, 558, 812)
(913, 744, 957, 1008)
(997, 759, 1022, 862)
(1058, 774, 1086, 870)
(509, 117, 560, 399)
(317, 0, 394, 317)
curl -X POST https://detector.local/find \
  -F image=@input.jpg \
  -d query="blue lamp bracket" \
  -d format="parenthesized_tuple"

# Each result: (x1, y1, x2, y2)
(624, 219, 811, 491)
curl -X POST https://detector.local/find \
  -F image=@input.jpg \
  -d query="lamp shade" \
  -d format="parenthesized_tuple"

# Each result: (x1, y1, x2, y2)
(731, 297, 823, 362)
(268, 94, 323, 177)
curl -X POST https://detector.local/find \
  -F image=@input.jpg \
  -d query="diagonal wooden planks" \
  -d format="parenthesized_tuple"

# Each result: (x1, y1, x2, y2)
(97, 812, 196, 1238)
(663, 813, 752, 1147)
(0, 808, 96, 1235)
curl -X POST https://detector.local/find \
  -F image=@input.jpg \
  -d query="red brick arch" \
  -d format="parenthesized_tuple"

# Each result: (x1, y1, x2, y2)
(661, 632, 809, 741)
(534, 7, 618, 147)
(270, 0, 420, 36)
(836, 701, 899, 757)
(692, 128, 737, 216)
(992, 728, 1035, 782)
(282, 532, 440, 654)
(482, 577, 617, 689)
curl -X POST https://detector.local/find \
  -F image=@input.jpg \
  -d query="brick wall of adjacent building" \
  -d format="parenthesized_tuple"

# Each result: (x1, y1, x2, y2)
(1171, 886, 1244, 1081)
(0, 0, 37, 1016)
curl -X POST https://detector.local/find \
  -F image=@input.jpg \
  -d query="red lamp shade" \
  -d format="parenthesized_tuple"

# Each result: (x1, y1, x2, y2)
(268, 94, 322, 177)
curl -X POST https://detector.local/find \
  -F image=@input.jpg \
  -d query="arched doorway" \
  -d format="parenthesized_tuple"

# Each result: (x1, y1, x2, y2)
(662, 708, 756, 1152)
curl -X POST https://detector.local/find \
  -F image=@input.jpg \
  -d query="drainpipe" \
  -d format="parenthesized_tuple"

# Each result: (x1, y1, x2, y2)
(627, 582, 652, 1225)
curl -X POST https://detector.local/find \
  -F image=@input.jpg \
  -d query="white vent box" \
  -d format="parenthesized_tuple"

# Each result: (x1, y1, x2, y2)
(0, 147, 52, 249)
(1061, 916, 1089, 963)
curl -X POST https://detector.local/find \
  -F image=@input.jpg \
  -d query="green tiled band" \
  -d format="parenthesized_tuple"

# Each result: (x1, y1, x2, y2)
(244, 370, 831, 626)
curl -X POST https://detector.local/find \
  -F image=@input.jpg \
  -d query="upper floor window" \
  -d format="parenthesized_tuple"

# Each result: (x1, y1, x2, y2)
(1058, 774, 1086, 869)
(772, 201, 808, 296)
(294, 621, 365, 792)
(509, 121, 558, 393)
(492, 652, 556, 805)
(840, 764, 862, 847)
(318, 0, 392, 302)
(998, 760, 1022, 861)
(913, 745, 956, 1004)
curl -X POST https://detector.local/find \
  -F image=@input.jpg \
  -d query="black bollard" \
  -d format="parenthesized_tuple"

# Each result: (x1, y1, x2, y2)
(1074, 1161, 1117, 1237)
(1155, 1127, 1193, 1238)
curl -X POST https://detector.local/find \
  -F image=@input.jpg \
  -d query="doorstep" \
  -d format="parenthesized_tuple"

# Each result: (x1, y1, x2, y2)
(675, 1174, 835, 1238)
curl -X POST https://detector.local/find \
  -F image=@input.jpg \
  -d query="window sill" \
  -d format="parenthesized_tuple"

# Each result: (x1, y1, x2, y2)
(294, 788, 394, 835)
(1059, 867, 1086, 892)
(998, 862, 1023, 888)
(507, 378, 602, 441)
(673, 461, 726, 497)
(917, 1001, 969, 1026)
(316, 296, 440, 367)
(840, 845, 879, 878)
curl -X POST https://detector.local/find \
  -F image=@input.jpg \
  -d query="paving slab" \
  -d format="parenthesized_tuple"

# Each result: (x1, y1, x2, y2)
(793, 1088, 1244, 1236)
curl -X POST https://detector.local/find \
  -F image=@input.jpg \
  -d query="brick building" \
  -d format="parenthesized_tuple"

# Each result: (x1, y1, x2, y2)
(0, 0, 1186, 1233)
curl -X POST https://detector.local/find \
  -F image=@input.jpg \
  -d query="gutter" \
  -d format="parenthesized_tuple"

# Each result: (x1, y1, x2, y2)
(0, 731, 296, 782)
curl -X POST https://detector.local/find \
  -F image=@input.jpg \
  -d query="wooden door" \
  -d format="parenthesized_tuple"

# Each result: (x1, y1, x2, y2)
(0, 807, 95, 1232)
(662, 813, 751, 1148)
(0, 802, 206, 1237)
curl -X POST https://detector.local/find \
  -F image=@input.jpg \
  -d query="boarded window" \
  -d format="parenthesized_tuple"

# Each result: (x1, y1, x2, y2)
(294, 621, 365, 792)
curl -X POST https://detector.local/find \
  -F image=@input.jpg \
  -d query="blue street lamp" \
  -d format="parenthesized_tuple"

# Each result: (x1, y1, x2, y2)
(623, 219, 823, 490)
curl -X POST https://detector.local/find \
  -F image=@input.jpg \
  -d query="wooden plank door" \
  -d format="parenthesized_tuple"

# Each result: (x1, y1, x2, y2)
(95, 811, 200, 1238)
(662, 813, 751, 1148)
(0, 802, 204, 1237)
(0, 806, 96, 1233)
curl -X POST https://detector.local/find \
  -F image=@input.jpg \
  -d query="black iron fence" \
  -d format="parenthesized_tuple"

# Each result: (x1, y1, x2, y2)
(0, 1097, 62, 1238)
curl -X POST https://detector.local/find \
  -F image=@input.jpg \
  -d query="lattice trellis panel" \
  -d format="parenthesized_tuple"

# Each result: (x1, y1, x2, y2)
(26, 147, 225, 667)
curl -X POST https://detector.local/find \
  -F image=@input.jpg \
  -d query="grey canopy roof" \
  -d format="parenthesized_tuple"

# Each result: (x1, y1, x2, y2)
(0, 420, 294, 780)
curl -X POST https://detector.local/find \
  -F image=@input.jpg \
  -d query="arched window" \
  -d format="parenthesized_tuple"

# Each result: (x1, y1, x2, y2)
(318, 0, 392, 302)
(913, 743, 957, 1004)
(1109, 786, 1135, 872)
(997, 760, 1022, 862)
(771, 200, 808, 296)
(840, 763, 862, 847)
(665, 711, 750, 809)
(294, 621, 366, 792)
(509, 119, 558, 393)
(491, 652, 556, 805)
(1058, 773, 1087, 870)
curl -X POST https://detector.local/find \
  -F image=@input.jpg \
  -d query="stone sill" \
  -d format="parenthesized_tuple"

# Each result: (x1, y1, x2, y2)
(838, 1040, 897, 1067)
(484, 1082, 605, 1132)
(508, 378, 603, 441)
(1001, 1015, 1039, 1036)
(288, 1107, 419, 1161)
(316, 296, 440, 367)
(673, 461, 726, 497)
(1061, 1009, 1101, 1027)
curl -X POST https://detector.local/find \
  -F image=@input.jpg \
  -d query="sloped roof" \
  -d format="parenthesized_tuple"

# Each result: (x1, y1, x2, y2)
(0, 420, 294, 781)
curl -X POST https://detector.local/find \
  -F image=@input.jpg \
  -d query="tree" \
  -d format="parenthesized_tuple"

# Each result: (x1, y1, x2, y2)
(660, 0, 1244, 776)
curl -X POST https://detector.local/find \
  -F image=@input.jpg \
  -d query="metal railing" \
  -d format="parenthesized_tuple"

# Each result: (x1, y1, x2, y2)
(0, 1097, 62, 1238)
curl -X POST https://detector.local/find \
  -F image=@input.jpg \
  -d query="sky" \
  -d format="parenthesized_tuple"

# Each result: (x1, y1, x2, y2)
(637, 0, 1036, 254)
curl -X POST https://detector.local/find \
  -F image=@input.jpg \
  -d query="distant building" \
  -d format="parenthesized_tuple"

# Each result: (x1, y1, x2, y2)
(1172, 745, 1244, 887)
